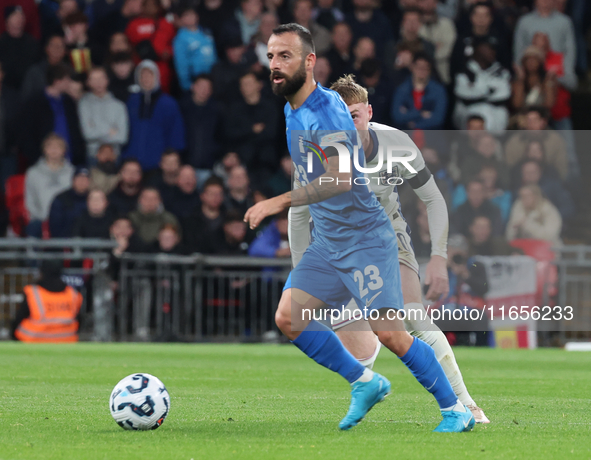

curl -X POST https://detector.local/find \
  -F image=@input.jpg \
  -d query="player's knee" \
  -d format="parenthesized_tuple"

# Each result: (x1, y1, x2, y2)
(376, 330, 413, 357)
(275, 291, 292, 333)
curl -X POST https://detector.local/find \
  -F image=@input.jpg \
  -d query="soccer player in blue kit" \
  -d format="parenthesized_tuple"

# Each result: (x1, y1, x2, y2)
(244, 24, 474, 433)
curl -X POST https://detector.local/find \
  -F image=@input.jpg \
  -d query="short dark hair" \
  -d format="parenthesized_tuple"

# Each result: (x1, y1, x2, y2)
(161, 148, 180, 159)
(412, 51, 432, 66)
(469, 1, 493, 16)
(63, 11, 88, 26)
(524, 106, 549, 120)
(119, 158, 142, 172)
(272, 23, 315, 55)
(109, 51, 134, 64)
(191, 73, 213, 85)
(46, 63, 72, 86)
(467, 114, 485, 124)
(359, 58, 382, 78)
(224, 209, 245, 225)
(403, 7, 422, 17)
(202, 175, 224, 192)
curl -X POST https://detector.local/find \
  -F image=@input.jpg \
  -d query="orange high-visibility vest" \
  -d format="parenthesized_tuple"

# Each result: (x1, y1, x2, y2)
(15, 285, 82, 343)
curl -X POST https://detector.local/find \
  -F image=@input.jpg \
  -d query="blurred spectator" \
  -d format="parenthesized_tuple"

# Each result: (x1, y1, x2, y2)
(0, 5, 38, 91)
(417, 0, 456, 84)
(19, 63, 86, 166)
(66, 73, 85, 101)
(79, 67, 129, 162)
(154, 223, 187, 254)
(224, 72, 277, 183)
(410, 200, 432, 258)
(292, 0, 331, 56)
(467, 215, 513, 257)
(345, 0, 394, 60)
(531, 31, 577, 94)
(25, 133, 74, 237)
(421, 146, 452, 203)
(123, 60, 185, 171)
(457, 132, 508, 188)
(211, 210, 249, 255)
(107, 158, 142, 216)
(180, 74, 222, 171)
(40, 0, 80, 40)
(173, 5, 217, 93)
(453, 39, 511, 131)
(266, 154, 291, 196)
(450, 2, 508, 79)
(106, 51, 135, 103)
(358, 58, 393, 125)
(224, 165, 253, 216)
(254, 12, 278, 68)
(0, 0, 40, 40)
(90, 144, 120, 195)
(391, 52, 447, 130)
(312, 0, 344, 32)
(506, 184, 562, 245)
(504, 106, 568, 181)
(212, 151, 241, 185)
(21, 34, 66, 102)
(211, 36, 256, 104)
(452, 178, 503, 237)
(199, 0, 236, 52)
(515, 159, 574, 221)
(129, 187, 180, 244)
(325, 22, 353, 84)
(223, 0, 263, 46)
(513, 0, 575, 83)
(395, 8, 435, 61)
(453, 163, 512, 223)
(108, 31, 132, 55)
(125, 0, 175, 92)
(62, 12, 105, 74)
(261, 0, 292, 25)
(182, 175, 225, 254)
(91, 0, 143, 49)
(147, 149, 181, 207)
(511, 45, 556, 119)
(351, 36, 375, 72)
(248, 208, 289, 258)
(73, 188, 114, 238)
(49, 166, 90, 237)
(167, 165, 200, 220)
(387, 42, 413, 88)
(314, 56, 331, 86)
(0, 60, 19, 186)
(110, 216, 147, 259)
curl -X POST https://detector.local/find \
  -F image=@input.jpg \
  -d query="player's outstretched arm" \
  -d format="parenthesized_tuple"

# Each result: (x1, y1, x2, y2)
(413, 175, 450, 301)
(245, 156, 351, 229)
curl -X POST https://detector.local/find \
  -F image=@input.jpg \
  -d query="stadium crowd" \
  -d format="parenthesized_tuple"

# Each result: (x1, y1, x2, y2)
(0, 0, 588, 264)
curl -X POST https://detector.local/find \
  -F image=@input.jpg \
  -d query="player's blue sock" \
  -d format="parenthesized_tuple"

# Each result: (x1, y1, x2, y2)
(292, 321, 365, 384)
(399, 337, 458, 410)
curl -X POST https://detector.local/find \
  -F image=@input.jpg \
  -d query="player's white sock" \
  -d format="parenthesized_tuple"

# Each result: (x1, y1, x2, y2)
(440, 399, 467, 413)
(357, 340, 382, 369)
(403, 302, 476, 407)
(353, 368, 374, 384)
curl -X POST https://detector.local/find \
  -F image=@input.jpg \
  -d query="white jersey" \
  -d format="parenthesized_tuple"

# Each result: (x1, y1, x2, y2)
(364, 122, 426, 220)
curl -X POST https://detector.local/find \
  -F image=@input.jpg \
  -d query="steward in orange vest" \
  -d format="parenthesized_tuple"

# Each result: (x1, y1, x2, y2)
(12, 260, 83, 343)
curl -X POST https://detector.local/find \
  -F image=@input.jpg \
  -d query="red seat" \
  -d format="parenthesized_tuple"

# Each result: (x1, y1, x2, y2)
(5, 175, 28, 236)
(510, 239, 557, 302)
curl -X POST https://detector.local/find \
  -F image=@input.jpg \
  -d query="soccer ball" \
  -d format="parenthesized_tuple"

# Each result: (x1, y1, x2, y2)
(109, 373, 171, 430)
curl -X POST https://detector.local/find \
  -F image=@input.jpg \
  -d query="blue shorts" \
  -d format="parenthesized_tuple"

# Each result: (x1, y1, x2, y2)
(284, 233, 403, 315)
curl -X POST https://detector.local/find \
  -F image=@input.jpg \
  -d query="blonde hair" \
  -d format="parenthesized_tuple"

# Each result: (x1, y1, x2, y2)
(329, 74, 368, 105)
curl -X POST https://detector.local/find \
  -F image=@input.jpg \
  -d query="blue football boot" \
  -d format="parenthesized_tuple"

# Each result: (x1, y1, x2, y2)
(339, 373, 391, 431)
(433, 405, 475, 432)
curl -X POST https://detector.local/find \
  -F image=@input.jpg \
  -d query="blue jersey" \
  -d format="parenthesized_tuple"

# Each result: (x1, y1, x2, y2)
(285, 84, 391, 253)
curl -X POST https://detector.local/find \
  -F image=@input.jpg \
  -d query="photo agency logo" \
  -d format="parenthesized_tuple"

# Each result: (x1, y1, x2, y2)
(298, 131, 418, 187)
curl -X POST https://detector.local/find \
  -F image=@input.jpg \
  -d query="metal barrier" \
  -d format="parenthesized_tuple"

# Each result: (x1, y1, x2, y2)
(116, 254, 291, 342)
(553, 246, 591, 343)
(0, 238, 116, 341)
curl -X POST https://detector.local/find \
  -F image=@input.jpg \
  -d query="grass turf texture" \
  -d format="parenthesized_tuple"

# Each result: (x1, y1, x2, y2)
(1, 344, 590, 460)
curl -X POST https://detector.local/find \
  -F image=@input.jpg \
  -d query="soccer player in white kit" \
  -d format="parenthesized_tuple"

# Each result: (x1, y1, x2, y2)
(288, 75, 490, 423)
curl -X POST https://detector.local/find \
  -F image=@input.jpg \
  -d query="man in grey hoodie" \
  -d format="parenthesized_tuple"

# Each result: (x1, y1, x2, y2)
(25, 133, 74, 237)
(78, 66, 129, 163)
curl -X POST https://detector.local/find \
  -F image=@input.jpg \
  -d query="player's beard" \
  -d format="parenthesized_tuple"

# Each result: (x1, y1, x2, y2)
(270, 61, 307, 97)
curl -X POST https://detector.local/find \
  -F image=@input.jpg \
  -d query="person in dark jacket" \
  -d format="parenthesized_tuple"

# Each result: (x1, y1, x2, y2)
(21, 34, 66, 102)
(90, 0, 143, 47)
(106, 51, 135, 103)
(180, 74, 222, 171)
(210, 210, 249, 256)
(167, 165, 200, 220)
(391, 52, 447, 130)
(248, 209, 290, 258)
(0, 5, 38, 91)
(223, 72, 277, 184)
(122, 60, 185, 172)
(48, 167, 90, 237)
(152, 223, 187, 255)
(452, 178, 504, 237)
(18, 63, 86, 167)
(73, 189, 115, 238)
(107, 158, 142, 217)
(0, 59, 20, 187)
(146, 149, 180, 208)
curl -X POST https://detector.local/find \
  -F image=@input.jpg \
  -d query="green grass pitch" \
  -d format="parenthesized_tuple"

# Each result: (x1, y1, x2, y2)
(1, 343, 590, 460)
